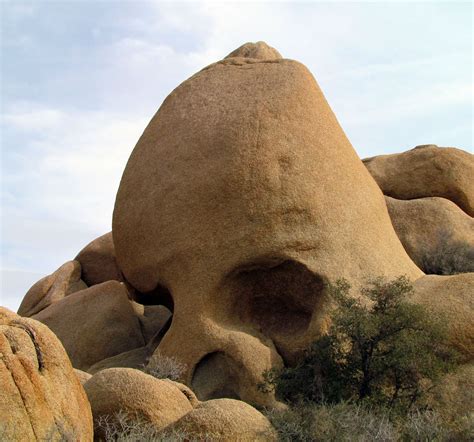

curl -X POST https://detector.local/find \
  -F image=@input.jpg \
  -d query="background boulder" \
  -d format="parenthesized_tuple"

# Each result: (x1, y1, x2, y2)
(364, 145, 474, 216)
(386, 196, 474, 273)
(17, 261, 87, 317)
(75, 232, 124, 286)
(32, 281, 145, 371)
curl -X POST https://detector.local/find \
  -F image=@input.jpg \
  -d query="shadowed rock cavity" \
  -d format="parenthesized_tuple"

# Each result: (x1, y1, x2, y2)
(192, 352, 241, 401)
(227, 260, 325, 337)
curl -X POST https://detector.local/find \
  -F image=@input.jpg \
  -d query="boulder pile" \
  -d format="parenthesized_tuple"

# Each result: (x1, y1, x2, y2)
(2, 42, 472, 440)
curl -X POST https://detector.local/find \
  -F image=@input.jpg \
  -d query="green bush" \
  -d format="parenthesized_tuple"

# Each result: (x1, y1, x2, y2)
(261, 276, 459, 411)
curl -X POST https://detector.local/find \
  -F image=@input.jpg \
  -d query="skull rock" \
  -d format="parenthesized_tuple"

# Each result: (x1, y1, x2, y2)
(112, 42, 422, 406)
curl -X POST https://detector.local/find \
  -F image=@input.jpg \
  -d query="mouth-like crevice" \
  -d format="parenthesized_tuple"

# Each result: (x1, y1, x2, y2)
(128, 282, 175, 348)
(228, 259, 325, 337)
(191, 351, 241, 401)
(131, 283, 174, 312)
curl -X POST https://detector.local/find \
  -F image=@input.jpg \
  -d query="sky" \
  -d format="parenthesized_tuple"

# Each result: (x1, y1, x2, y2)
(1, 1, 472, 312)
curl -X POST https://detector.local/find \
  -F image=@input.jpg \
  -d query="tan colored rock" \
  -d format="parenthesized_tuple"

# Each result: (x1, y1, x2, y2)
(412, 273, 474, 361)
(75, 232, 124, 286)
(112, 42, 421, 406)
(0, 308, 93, 441)
(87, 346, 151, 375)
(32, 281, 145, 371)
(17, 260, 87, 317)
(225, 41, 282, 60)
(74, 368, 92, 385)
(386, 196, 474, 271)
(138, 305, 172, 344)
(364, 145, 474, 216)
(84, 368, 193, 434)
(166, 398, 276, 441)
(162, 379, 200, 407)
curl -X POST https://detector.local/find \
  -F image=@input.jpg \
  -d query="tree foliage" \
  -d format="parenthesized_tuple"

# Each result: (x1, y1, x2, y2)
(261, 276, 458, 412)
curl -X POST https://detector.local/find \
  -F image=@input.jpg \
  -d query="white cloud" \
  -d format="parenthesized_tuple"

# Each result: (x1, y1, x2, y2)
(3, 105, 148, 230)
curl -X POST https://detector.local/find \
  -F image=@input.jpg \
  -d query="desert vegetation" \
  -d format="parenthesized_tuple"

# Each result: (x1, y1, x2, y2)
(421, 231, 474, 275)
(260, 277, 471, 441)
(143, 351, 187, 381)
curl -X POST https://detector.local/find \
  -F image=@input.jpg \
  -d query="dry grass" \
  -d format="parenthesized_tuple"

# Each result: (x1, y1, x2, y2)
(265, 402, 473, 442)
(95, 410, 219, 441)
(142, 351, 187, 381)
(421, 230, 474, 275)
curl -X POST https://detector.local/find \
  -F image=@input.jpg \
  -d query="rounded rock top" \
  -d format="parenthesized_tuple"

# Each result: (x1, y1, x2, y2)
(224, 41, 282, 60)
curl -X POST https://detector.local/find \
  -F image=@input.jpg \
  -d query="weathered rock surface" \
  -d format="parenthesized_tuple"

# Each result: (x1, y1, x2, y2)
(225, 40, 282, 60)
(134, 304, 172, 344)
(0, 308, 93, 441)
(386, 196, 474, 271)
(74, 368, 92, 385)
(32, 281, 145, 371)
(112, 41, 421, 405)
(162, 379, 200, 408)
(75, 232, 124, 286)
(84, 368, 193, 434)
(166, 398, 276, 441)
(17, 261, 87, 317)
(364, 145, 474, 216)
(87, 345, 151, 375)
(412, 273, 474, 361)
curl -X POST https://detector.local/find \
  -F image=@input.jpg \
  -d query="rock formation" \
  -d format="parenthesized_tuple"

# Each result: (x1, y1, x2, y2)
(363, 145, 474, 217)
(75, 232, 124, 286)
(0, 308, 93, 440)
(166, 398, 277, 441)
(112, 40, 422, 405)
(84, 368, 193, 436)
(386, 196, 474, 271)
(17, 260, 87, 317)
(31, 281, 146, 371)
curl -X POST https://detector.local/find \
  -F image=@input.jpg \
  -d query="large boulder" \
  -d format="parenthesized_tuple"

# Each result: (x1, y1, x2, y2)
(32, 281, 145, 371)
(112, 41, 421, 406)
(386, 196, 474, 272)
(17, 260, 87, 317)
(75, 232, 124, 286)
(364, 145, 474, 216)
(84, 368, 193, 435)
(0, 308, 93, 440)
(166, 398, 276, 441)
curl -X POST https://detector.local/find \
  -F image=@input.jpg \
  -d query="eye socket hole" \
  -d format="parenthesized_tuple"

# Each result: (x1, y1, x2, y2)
(191, 352, 240, 401)
(229, 260, 325, 336)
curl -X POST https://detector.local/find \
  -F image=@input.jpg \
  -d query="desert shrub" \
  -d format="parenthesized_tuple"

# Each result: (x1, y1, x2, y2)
(399, 409, 447, 441)
(265, 403, 469, 442)
(143, 351, 187, 381)
(95, 410, 218, 441)
(261, 276, 459, 411)
(421, 230, 474, 275)
(266, 402, 396, 442)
